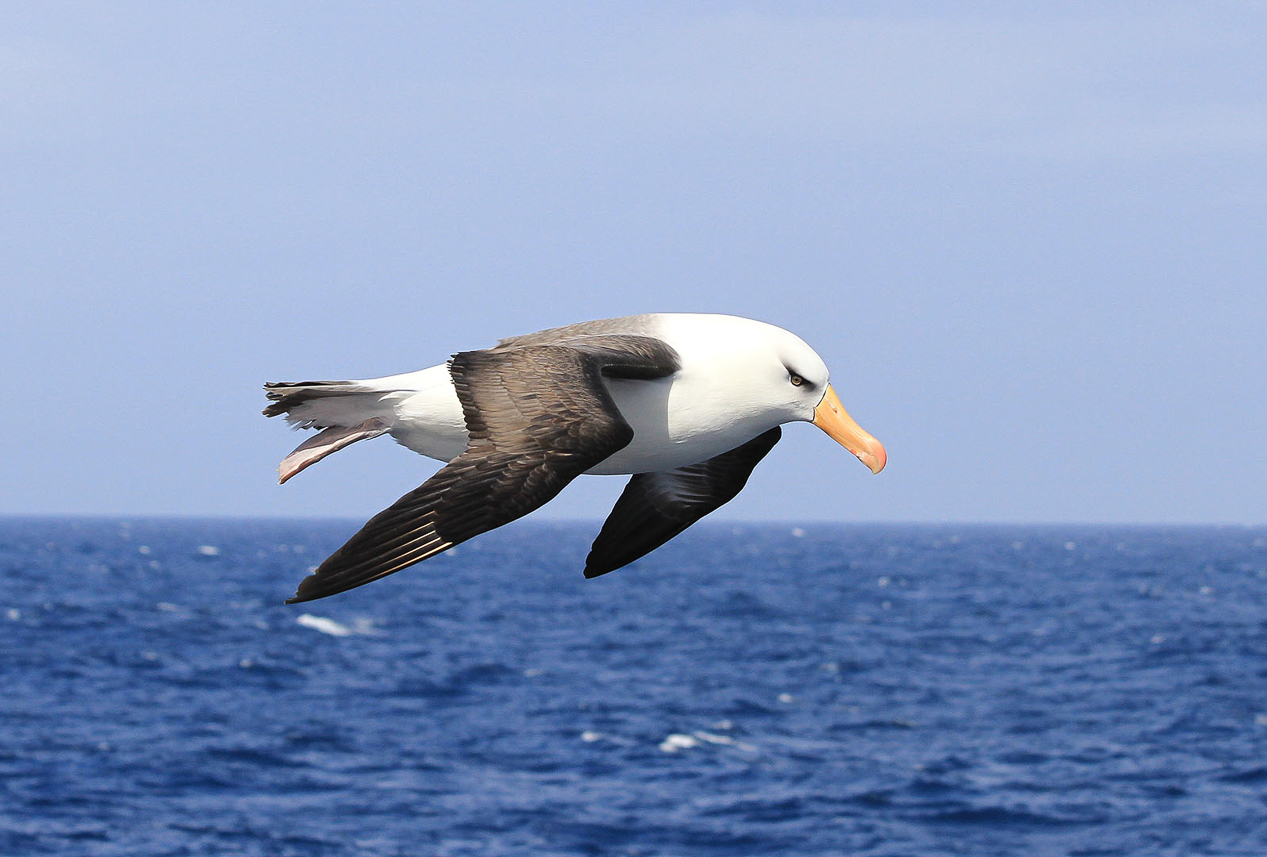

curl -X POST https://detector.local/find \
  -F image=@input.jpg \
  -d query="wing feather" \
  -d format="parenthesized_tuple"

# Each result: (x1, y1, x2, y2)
(287, 336, 679, 602)
(583, 427, 782, 578)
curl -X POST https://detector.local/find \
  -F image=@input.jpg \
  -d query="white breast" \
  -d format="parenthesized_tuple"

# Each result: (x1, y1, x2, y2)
(588, 316, 791, 474)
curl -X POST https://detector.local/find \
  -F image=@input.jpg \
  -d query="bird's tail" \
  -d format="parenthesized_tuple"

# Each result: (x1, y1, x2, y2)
(263, 380, 392, 483)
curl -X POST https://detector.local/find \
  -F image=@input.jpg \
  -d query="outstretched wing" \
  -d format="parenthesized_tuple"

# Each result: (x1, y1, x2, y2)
(287, 336, 679, 603)
(583, 427, 782, 578)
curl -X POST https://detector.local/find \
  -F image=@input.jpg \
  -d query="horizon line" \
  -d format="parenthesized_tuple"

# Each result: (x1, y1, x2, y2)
(0, 513, 1261, 529)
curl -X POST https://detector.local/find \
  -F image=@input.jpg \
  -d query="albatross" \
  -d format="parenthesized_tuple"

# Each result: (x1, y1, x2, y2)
(264, 313, 885, 602)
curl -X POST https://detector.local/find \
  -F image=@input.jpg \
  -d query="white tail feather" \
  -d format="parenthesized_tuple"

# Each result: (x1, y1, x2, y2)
(263, 364, 467, 476)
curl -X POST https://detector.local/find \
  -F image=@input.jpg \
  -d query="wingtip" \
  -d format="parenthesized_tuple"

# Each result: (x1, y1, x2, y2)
(284, 585, 314, 605)
(285, 569, 329, 604)
(285, 585, 325, 605)
(582, 556, 619, 579)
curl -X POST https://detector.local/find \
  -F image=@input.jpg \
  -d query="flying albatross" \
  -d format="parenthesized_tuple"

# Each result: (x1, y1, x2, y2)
(264, 313, 885, 602)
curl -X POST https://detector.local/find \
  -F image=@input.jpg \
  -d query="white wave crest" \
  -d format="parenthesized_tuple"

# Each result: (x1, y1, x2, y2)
(296, 614, 353, 636)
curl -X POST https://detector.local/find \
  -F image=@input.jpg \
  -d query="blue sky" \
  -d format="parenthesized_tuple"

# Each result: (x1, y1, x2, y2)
(3, 2, 1264, 524)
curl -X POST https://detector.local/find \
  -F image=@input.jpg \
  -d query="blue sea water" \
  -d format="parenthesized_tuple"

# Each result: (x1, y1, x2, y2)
(3, 519, 1267, 856)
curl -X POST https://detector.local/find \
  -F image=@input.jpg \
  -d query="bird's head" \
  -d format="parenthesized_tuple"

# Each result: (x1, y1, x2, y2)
(764, 325, 887, 475)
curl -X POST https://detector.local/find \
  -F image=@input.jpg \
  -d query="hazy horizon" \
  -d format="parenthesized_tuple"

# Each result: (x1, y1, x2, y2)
(5, 512, 1261, 529)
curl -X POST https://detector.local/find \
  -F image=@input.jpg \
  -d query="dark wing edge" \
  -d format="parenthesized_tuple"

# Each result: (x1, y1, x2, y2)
(503, 333, 680, 379)
(583, 426, 782, 578)
(286, 338, 679, 603)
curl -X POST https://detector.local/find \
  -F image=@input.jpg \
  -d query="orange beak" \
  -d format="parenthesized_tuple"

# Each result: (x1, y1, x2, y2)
(812, 385, 887, 474)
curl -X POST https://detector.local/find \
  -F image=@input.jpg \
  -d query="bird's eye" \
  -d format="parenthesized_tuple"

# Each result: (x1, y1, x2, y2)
(789, 373, 804, 387)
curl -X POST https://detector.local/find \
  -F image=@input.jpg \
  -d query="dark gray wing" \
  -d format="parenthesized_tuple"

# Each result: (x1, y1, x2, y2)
(583, 427, 782, 579)
(287, 336, 679, 603)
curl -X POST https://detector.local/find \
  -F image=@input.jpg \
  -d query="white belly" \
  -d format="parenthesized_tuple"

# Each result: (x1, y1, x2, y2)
(586, 377, 772, 474)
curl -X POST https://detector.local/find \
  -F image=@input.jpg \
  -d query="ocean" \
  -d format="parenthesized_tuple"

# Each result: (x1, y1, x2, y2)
(3, 518, 1266, 856)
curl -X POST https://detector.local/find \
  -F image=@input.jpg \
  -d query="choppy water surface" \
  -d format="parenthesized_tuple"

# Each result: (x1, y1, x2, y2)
(3, 518, 1266, 856)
